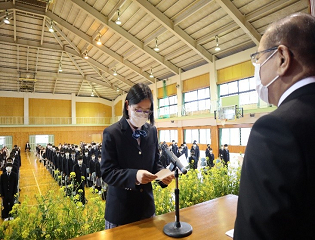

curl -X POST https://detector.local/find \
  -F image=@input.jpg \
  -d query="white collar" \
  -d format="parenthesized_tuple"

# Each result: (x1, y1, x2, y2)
(278, 76, 315, 106)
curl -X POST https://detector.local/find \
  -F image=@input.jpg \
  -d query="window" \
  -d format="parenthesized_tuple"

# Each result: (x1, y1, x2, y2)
(185, 129, 211, 144)
(221, 128, 251, 146)
(35, 135, 49, 146)
(184, 87, 211, 112)
(159, 130, 178, 143)
(0, 137, 5, 148)
(220, 77, 258, 105)
(0, 136, 13, 150)
(158, 96, 178, 117)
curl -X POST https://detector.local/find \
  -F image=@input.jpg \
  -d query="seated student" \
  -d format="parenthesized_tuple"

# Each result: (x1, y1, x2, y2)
(25, 142, 31, 152)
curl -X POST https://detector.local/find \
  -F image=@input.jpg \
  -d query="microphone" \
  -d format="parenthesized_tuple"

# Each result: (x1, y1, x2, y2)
(161, 144, 187, 174)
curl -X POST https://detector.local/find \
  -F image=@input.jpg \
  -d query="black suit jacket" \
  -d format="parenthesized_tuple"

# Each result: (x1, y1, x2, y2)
(0, 172, 18, 200)
(234, 82, 315, 240)
(101, 117, 164, 225)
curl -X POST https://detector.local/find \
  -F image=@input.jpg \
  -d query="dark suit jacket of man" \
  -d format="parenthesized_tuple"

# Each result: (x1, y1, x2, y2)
(234, 82, 315, 240)
(0, 172, 18, 200)
(101, 117, 165, 225)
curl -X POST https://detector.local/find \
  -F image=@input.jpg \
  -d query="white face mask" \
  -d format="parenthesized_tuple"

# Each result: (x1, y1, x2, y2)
(129, 109, 148, 128)
(254, 49, 279, 104)
(6, 166, 12, 172)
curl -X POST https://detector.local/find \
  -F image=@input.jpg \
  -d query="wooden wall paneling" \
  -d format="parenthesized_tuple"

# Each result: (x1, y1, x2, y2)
(115, 100, 122, 116)
(0, 97, 24, 116)
(76, 102, 112, 118)
(0, 126, 106, 148)
(29, 99, 71, 117)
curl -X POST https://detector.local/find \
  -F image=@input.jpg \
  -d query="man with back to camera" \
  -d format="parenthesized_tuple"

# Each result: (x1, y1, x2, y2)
(234, 13, 315, 239)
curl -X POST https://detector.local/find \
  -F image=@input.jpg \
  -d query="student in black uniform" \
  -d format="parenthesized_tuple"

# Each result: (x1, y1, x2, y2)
(1, 161, 18, 220)
(101, 83, 174, 229)
(72, 156, 86, 205)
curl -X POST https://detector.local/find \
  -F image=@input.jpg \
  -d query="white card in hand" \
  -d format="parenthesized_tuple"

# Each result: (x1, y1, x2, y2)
(155, 168, 173, 180)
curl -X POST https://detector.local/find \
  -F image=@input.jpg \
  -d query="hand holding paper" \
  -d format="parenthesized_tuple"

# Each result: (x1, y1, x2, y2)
(155, 168, 175, 185)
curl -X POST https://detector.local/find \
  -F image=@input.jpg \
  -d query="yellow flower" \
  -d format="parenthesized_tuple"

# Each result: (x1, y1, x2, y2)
(81, 176, 85, 181)
(70, 172, 76, 178)
(22, 230, 29, 238)
(78, 189, 83, 193)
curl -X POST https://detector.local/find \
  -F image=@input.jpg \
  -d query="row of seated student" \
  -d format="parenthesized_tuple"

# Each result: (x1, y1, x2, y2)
(0, 145, 21, 221)
(36, 142, 107, 205)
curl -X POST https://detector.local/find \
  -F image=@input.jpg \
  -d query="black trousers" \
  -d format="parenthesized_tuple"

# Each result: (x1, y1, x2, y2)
(2, 198, 14, 219)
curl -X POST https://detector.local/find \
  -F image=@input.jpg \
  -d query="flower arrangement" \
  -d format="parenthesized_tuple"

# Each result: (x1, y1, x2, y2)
(0, 160, 240, 239)
(153, 160, 241, 215)
(0, 183, 105, 239)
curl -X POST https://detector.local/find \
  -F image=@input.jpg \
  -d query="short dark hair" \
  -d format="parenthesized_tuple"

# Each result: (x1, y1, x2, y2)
(265, 13, 315, 70)
(123, 83, 155, 125)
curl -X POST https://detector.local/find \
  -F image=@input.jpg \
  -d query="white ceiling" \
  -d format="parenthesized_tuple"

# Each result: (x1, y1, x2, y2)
(0, 0, 309, 100)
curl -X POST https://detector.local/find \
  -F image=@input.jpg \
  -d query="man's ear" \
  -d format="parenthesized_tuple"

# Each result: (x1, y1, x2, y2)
(277, 45, 291, 76)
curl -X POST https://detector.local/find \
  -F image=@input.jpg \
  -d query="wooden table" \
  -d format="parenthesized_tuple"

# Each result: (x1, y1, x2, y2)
(74, 194, 238, 240)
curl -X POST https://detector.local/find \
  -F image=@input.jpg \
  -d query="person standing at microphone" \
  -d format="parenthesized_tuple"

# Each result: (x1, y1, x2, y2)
(101, 83, 174, 229)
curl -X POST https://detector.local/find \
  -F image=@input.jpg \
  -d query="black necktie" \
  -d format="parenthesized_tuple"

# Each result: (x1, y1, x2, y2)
(132, 130, 147, 139)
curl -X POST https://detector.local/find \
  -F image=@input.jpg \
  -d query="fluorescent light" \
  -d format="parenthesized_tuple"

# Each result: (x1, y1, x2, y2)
(113, 68, 118, 76)
(84, 52, 89, 59)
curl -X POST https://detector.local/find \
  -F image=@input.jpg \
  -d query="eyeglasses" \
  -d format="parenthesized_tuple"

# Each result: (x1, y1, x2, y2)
(250, 46, 278, 65)
(134, 108, 152, 116)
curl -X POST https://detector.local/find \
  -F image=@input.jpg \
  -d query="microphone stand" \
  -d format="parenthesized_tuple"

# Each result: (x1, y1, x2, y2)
(163, 163, 193, 238)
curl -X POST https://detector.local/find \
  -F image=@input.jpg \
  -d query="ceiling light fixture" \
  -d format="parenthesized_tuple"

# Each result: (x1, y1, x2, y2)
(154, 38, 159, 52)
(91, 91, 94, 97)
(4, 10, 10, 24)
(97, 34, 102, 45)
(215, 35, 221, 51)
(113, 68, 118, 76)
(116, 87, 119, 92)
(115, 9, 121, 25)
(58, 63, 62, 72)
(84, 51, 89, 59)
(48, 20, 54, 33)
(149, 67, 154, 78)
